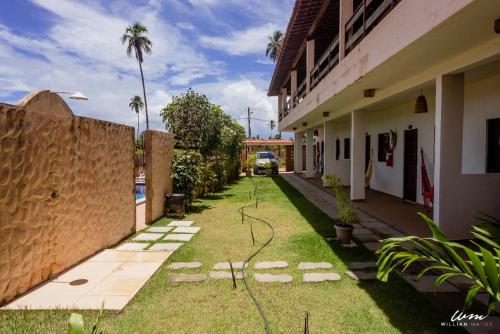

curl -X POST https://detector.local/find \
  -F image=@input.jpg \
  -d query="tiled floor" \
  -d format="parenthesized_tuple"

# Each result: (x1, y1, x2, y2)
(2, 250, 171, 310)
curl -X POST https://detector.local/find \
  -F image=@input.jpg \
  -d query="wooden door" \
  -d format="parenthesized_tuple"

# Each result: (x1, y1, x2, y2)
(403, 129, 418, 202)
(487, 118, 500, 173)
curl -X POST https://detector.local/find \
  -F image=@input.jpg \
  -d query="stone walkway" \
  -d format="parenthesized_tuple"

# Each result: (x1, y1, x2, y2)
(280, 173, 500, 328)
(3, 220, 200, 310)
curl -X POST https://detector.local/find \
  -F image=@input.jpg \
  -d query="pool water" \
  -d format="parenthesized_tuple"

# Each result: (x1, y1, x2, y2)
(135, 193, 145, 200)
(135, 183, 146, 201)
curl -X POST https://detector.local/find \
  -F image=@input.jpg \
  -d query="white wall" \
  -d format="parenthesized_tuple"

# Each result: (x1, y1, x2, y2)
(462, 60, 500, 174)
(329, 120, 351, 186)
(365, 90, 436, 204)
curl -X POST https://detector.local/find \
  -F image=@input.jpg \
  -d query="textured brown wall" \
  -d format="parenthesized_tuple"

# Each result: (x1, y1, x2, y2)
(0, 91, 135, 305)
(144, 130, 173, 224)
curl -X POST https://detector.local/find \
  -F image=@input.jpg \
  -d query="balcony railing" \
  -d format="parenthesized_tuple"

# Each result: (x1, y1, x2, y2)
(279, 98, 291, 121)
(293, 79, 307, 107)
(310, 36, 339, 90)
(345, 0, 399, 54)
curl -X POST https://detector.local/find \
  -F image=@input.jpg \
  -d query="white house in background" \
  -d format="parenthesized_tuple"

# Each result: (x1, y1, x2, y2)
(268, 0, 500, 239)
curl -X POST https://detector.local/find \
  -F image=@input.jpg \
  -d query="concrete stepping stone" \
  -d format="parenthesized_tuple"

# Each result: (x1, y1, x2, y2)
(149, 243, 183, 251)
(164, 233, 194, 241)
(213, 262, 248, 270)
(254, 273, 293, 283)
(348, 261, 377, 270)
(297, 262, 332, 270)
(254, 261, 288, 269)
(115, 243, 149, 251)
(342, 241, 358, 248)
(167, 262, 201, 270)
(353, 228, 372, 235)
(172, 226, 200, 234)
(354, 234, 380, 242)
(167, 221, 194, 227)
(303, 272, 341, 282)
(168, 273, 206, 282)
(147, 226, 173, 233)
(346, 271, 378, 280)
(208, 271, 245, 279)
(401, 275, 460, 293)
(133, 233, 163, 241)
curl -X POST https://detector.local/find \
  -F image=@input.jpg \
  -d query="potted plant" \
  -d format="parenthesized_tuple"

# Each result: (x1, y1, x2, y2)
(323, 173, 358, 244)
(263, 162, 273, 176)
(245, 155, 255, 177)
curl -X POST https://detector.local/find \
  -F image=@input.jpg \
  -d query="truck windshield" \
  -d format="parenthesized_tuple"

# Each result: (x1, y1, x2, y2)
(257, 152, 275, 159)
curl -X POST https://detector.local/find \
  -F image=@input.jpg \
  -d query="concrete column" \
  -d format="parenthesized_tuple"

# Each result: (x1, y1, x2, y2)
(434, 74, 464, 234)
(290, 70, 297, 107)
(306, 128, 314, 178)
(339, 0, 353, 61)
(306, 38, 315, 93)
(350, 110, 366, 200)
(294, 131, 303, 173)
(324, 120, 335, 175)
(277, 90, 283, 119)
(281, 87, 287, 115)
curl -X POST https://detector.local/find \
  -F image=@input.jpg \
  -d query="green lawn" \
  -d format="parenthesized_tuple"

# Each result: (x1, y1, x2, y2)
(0, 176, 460, 333)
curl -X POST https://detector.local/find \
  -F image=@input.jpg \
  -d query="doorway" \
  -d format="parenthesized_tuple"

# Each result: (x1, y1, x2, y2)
(487, 118, 500, 173)
(403, 129, 418, 202)
(365, 135, 371, 172)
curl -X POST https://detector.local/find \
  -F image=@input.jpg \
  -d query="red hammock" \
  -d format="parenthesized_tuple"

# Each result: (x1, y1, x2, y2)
(421, 148, 434, 211)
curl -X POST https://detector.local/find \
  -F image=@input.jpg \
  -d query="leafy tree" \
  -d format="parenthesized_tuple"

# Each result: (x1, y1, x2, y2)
(171, 153, 202, 206)
(122, 23, 152, 129)
(161, 88, 212, 152)
(266, 30, 283, 62)
(129, 95, 144, 139)
(268, 120, 276, 139)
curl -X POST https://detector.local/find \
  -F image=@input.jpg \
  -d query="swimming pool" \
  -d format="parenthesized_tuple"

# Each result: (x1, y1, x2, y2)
(135, 183, 146, 201)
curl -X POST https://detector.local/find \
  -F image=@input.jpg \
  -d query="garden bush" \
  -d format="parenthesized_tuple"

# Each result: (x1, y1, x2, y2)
(172, 153, 202, 205)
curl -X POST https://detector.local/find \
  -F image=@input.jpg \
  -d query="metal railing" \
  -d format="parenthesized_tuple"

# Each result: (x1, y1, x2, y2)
(293, 78, 307, 107)
(310, 36, 339, 90)
(345, 0, 399, 54)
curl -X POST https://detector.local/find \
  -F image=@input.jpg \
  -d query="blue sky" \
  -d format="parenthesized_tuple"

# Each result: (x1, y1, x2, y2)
(0, 0, 294, 137)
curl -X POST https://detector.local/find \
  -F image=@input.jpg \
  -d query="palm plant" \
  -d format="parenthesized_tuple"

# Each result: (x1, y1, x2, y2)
(122, 23, 152, 130)
(268, 120, 276, 138)
(266, 30, 283, 63)
(377, 212, 500, 314)
(129, 95, 144, 138)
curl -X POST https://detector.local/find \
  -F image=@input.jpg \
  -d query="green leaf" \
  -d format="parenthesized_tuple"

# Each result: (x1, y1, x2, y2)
(68, 313, 85, 334)
(418, 212, 448, 242)
(480, 247, 499, 293)
(464, 284, 481, 310)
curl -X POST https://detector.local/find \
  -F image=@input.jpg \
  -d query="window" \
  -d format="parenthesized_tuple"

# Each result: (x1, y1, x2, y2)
(256, 152, 275, 159)
(344, 138, 350, 159)
(487, 118, 500, 173)
(378, 133, 390, 162)
(335, 139, 340, 160)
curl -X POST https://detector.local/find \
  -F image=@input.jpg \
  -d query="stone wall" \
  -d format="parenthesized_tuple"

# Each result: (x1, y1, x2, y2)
(144, 130, 174, 224)
(0, 91, 135, 305)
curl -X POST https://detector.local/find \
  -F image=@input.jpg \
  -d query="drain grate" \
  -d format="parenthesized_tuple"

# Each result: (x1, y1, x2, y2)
(69, 279, 88, 286)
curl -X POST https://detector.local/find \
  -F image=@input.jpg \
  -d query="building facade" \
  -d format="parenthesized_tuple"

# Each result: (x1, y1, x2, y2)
(268, 0, 500, 239)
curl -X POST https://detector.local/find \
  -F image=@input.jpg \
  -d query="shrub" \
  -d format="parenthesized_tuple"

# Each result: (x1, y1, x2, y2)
(323, 173, 358, 224)
(172, 153, 202, 206)
(210, 161, 225, 192)
(245, 154, 256, 169)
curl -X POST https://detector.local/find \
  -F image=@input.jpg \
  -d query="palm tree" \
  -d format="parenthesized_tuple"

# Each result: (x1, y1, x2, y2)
(122, 23, 152, 130)
(266, 30, 283, 63)
(129, 95, 144, 138)
(268, 120, 276, 138)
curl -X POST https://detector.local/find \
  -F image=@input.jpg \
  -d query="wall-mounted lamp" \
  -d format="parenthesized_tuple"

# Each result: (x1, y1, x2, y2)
(302, 122, 308, 127)
(292, 127, 297, 131)
(364, 89, 376, 98)
(322, 112, 330, 118)
(414, 89, 428, 114)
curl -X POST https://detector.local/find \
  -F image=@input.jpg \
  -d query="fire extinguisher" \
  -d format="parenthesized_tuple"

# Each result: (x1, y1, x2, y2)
(386, 149, 393, 167)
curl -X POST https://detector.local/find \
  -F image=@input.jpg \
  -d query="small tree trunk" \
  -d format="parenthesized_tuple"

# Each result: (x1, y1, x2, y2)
(138, 60, 149, 130)
(136, 112, 140, 139)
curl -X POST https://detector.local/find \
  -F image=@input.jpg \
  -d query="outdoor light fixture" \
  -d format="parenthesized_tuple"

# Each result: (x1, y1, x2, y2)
(293, 127, 297, 130)
(302, 122, 308, 127)
(322, 112, 330, 118)
(364, 89, 376, 98)
(414, 89, 428, 114)
(52, 91, 89, 100)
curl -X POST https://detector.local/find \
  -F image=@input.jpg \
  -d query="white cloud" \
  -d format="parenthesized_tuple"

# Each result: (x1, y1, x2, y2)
(176, 22, 195, 31)
(200, 23, 278, 56)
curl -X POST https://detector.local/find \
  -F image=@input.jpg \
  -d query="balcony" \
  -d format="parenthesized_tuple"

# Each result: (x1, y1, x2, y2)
(310, 36, 340, 91)
(293, 78, 307, 108)
(345, 0, 400, 54)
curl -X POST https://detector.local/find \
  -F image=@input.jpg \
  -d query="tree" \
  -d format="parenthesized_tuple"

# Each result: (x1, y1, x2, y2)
(122, 23, 152, 130)
(129, 95, 144, 139)
(268, 120, 276, 139)
(160, 88, 212, 152)
(266, 30, 283, 63)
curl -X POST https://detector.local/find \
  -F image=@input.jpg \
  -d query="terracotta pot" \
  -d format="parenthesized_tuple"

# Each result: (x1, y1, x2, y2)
(264, 169, 272, 176)
(335, 223, 354, 244)
(246, 169, 252, 177)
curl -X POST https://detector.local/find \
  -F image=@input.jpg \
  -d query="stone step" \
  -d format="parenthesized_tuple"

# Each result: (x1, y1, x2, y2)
(303, 272, 341, 282)
(208, 271, 245, 279)
(167, 221, 194, 227)
(346, 271, 378, 281)
(115, 243, 149, 251)
(133, 233, 164, 241)
(147, 226, 173, 233)
(172, 226, 201, 234)
(167, 262, 201, 270)
(213, 262, 248, 270)
(148, 242, 183, 251)
(163, 233, 194, 241)
(297, 262, 332, 270)
(168, 274, 206, 282)
(348, 261, 377, 270)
